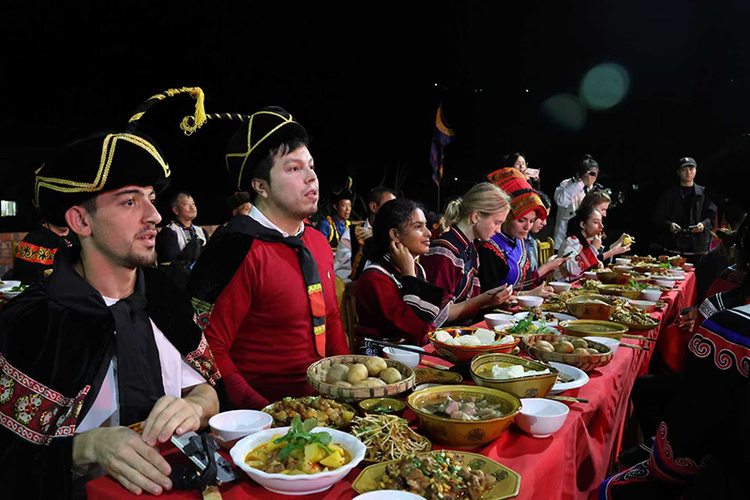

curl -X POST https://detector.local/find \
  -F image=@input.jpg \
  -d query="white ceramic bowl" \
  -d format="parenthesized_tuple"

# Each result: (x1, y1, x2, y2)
(516, 398, 569, 438)
(615, 258, 631, 266)
(583, 271, 598, 280)
(548, 282, 571, 293)
(683, 263, 694, 271)
(354, 491, 426, 500)
(628, 300, 656, 313)
(584, 336, 620, 355)
(230, 426, 366, 495)
(383, 345, 424, 368)
(484, 313, 515, 330)
(0, 280, 21, 289)
(654, 278, 676, 288)
(640, 288, 662, 301)
(516, 295, 544, 308)
(209, 410, 273, 449)
(668, 269, 685, 277)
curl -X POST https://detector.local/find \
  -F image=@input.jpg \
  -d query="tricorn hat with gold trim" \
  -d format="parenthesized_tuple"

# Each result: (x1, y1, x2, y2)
(34, 87, 206, 226)
(224, 107, 309, 191)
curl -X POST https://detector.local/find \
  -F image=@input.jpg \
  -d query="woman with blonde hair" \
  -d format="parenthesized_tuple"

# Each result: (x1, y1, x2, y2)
(421, 182, 513, 323)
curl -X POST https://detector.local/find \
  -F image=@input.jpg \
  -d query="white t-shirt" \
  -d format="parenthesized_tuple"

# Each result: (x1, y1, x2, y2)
(75, 296, 206, 433)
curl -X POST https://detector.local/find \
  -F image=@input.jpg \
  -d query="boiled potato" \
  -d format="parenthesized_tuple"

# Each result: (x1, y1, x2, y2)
(554, 341, 574, 354)
(587, 348, 601, 355)
(379, 367, 403, 384)
(365, 357, 388, 376)
(534, 340, 555, 353)
(571, 339, 588, 349)
(347, 363, 369, 383)
(354, 378, 386, 388)
(325, 364, 349, 384)
(334, 381, 353, 388)
(572, 347, 589, 355)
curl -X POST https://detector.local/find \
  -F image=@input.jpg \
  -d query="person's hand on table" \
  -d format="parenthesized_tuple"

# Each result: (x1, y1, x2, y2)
(141, 395, 203, 447)
(72, 426, 172, 496)
(691, 223, 704, 233)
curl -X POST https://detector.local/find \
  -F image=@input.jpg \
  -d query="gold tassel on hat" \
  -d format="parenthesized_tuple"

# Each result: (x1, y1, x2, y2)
(126, 86, 207, 135)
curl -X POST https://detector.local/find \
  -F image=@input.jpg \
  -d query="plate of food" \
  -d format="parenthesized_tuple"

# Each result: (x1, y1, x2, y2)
(428, 327, 520, 363)
(547, 361, 589, 394)
(0, 283, 28, 298)
(513, 310, 576, 325)
(349, 414, 431, 464)
(352, 450, 521, 500)
(611, 307, 660, 332)
(414, 367, 463, 385)
(263, 396, 356, 429)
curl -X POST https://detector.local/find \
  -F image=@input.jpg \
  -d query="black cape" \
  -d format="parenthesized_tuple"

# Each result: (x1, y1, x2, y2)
(0, 248, 222, 499)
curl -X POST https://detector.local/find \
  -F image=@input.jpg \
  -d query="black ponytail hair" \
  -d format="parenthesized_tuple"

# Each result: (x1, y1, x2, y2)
(567, 205, 601, 248)
(364, 198, 423, 262)
(576, 154, 599, 178)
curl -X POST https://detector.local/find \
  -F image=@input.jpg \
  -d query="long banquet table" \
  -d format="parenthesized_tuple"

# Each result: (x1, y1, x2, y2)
(88, 272, 696, 500)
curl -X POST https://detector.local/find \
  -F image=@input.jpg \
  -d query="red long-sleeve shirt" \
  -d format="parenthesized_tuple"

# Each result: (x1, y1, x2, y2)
(204, 228, 349, 409)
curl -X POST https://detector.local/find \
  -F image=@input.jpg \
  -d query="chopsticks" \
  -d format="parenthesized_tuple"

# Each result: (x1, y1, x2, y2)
(622, 334, 655, 342)
(420, 360, 451, 371)
(547, 395, 588, 404)
(366, 339, 426, 356)
(618, 343, 650, 351)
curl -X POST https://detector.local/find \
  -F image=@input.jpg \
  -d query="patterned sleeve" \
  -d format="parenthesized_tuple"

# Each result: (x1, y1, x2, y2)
(420, 246, 464, 305)
(476, 240, 511, 292)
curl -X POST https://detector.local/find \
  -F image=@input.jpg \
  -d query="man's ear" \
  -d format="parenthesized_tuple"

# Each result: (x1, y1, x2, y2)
(65, 206, 92, 237)
(252, 178, 269, 200)
(172, 205, 179, 216)
(369, 201, 378, 214)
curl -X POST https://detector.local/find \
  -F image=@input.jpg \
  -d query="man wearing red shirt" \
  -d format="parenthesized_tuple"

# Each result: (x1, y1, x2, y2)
(188, 108, 349, 410)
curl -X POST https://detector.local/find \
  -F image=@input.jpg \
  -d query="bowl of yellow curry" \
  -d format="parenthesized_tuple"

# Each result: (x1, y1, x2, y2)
(230, 416, 366, 495)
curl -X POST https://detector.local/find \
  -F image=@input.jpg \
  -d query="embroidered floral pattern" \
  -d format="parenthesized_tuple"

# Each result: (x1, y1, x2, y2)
(191, 297, 215, 334)
(0, 375, 14, 404)
(185, 333, 221, 386)
(16, 241, 58, 265)
(0, 354, 90, 445)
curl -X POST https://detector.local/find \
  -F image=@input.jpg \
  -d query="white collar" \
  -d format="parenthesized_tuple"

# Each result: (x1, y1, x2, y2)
(248, 206, 304, 238)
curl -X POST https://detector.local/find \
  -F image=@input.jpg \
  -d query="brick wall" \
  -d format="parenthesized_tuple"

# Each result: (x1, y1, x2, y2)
(0, 225, 221, 279)
(0, 232, 27, 278)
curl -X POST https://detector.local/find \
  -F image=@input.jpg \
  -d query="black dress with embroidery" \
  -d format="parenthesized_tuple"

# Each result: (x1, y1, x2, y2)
(0, 248, 222, 499)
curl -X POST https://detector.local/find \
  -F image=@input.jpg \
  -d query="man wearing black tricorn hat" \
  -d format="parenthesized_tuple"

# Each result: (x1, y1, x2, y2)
(0, 88, 221, 499)
(188, 107, 349, 410)
(654, 156, 717, 261)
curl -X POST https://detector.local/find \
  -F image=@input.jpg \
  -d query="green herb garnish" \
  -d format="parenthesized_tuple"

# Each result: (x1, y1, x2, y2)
(628, 279, 647, 290)
(507, 317, 533, 334)
(274, 416, 333, 459)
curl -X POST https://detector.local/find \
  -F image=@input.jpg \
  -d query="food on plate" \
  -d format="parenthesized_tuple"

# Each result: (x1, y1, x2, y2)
(377, 450, 497, 500)
(348, 363, 370, 383)
(419, 393, 508, 421)
(350, 414, 431, 462)
(379, 367, 403, 384)
(611, 307, 659, 326)
(325, 363, 350, 383)
(365, 357, 388, 376)
(629, 255, 656, 264)
(504, 316, 556, 336)
(265, 396, 355, 428)
(554, 340, 575, 354)
(474, 363, 550, 380)
(244, 416, 352, 474)
(435, 328, 515, 346)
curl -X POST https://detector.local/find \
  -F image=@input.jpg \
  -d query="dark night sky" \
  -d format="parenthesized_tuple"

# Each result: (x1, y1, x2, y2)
(2, 1, 749, 248)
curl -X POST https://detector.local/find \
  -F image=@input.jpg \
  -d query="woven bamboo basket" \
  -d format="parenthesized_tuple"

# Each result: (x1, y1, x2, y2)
(307, 355, 416, 402)
(520, 334, 613, 372)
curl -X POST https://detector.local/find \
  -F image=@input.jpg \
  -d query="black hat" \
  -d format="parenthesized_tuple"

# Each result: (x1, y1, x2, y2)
(678, 156, 697, 168)
(331, 177, 354, 205)
(34, 87, 206, 226)
(224, 107, 308, 191)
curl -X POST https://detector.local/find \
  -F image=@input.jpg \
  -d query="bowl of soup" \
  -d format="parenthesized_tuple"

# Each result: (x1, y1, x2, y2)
(470, 353, 558, 399)
(407, 385, 521, 447)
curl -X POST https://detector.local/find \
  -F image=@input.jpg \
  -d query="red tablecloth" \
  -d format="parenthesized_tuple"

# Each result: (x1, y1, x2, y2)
(87, 273, 697, 500)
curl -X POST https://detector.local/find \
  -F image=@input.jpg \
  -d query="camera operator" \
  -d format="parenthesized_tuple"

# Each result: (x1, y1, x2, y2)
(654, 157, 717, 262)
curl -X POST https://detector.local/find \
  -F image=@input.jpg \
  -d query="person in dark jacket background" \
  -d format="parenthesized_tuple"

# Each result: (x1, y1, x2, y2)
(654, 157, 716, 262)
